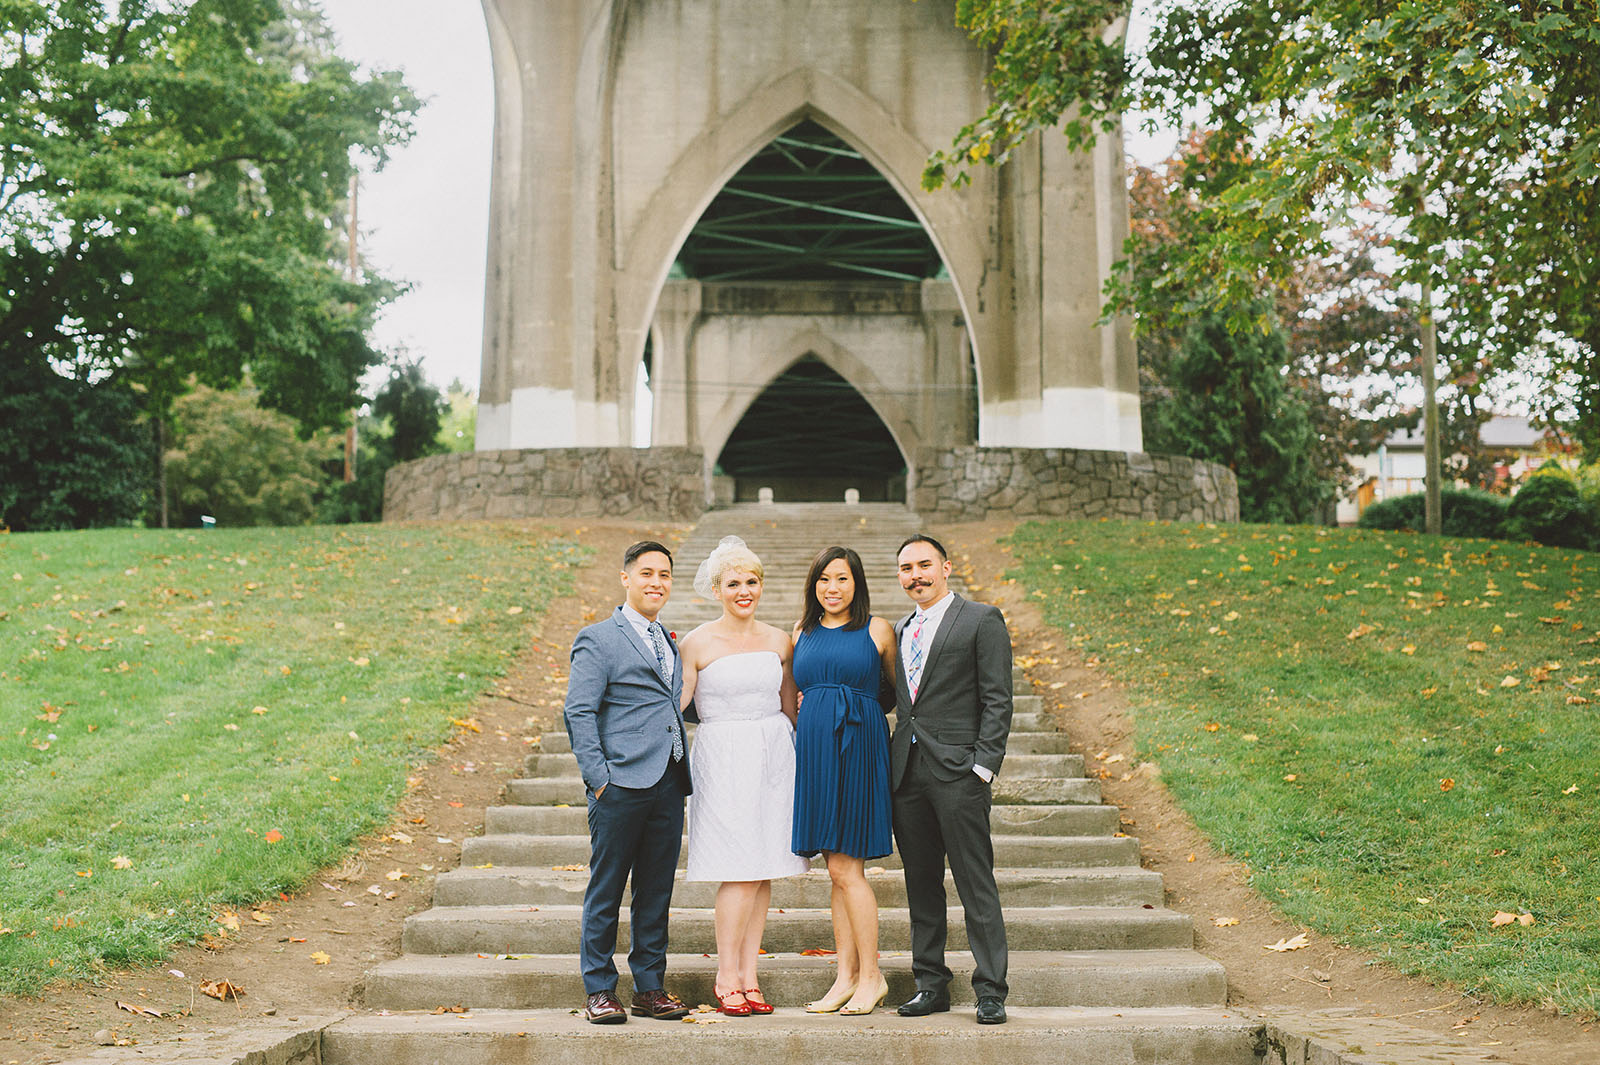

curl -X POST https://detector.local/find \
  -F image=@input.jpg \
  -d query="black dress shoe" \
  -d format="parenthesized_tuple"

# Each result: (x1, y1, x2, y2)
(896, 988, 951, 1017)
(584, 988, 627, 1024)
(975, 997, 1007, 1025)
(631, 987, 690, 1019)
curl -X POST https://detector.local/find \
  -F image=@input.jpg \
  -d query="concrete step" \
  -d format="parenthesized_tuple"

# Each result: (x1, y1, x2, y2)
(362, 948, 1225, 1012)
(520, 750, 1082, 780)
(503, 774, 1098, 807)
(322, 1007, 1263, 1065)
(400, 904, 1193, 956)
(482, 802, 1118, 838)
(460, 833, 1139, 871)
(431, 865, 1163, 910)
(533, 729, 1071, 757)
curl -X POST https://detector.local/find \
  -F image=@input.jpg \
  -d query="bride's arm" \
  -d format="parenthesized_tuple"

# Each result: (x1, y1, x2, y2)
(777, 631, 799, 726)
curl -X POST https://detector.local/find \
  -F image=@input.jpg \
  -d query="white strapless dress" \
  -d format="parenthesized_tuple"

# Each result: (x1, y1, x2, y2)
(685, 651, 812, 882)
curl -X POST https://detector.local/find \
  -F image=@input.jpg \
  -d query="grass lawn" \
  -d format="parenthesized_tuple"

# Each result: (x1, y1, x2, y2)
(0, 522, 580, 996)
(1008, 519, 1600, 1015)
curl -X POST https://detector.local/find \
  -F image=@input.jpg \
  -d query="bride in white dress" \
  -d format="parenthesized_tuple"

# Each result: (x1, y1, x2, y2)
(680, 537, 810, 1016)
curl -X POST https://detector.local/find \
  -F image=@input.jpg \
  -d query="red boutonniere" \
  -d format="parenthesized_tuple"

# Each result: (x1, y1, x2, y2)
(668, 631, 677, 642)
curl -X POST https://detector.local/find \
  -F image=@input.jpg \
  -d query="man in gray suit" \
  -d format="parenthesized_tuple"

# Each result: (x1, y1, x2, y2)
(564, 541, 692, 1024)
(889, 534, 1012, 1025)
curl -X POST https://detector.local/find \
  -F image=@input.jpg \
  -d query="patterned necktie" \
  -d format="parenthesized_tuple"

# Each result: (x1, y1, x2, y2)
(649, 622, 684, 762)
(907, 610, 928, 701)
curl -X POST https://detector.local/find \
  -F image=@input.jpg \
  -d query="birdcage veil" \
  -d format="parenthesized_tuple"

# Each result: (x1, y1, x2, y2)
(693, 536, 765, 600)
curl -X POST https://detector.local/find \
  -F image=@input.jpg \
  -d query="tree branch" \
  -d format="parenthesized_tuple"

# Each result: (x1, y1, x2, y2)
(159, 154, 290, 180)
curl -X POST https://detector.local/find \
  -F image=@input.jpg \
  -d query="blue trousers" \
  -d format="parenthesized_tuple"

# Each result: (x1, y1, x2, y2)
(580, 766, 686, 994)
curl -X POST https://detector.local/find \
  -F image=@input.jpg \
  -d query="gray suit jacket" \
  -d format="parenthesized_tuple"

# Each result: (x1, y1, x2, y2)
(563, 607, 691, 794)
(889, 594, 1012, 788)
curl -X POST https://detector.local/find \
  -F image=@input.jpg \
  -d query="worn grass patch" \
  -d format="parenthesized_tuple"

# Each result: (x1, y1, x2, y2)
(0, 522, 581, 996)
(1008, 519, 1600, 1015)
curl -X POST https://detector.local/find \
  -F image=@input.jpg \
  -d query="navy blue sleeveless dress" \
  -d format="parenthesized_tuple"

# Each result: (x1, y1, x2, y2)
(791, 623, 892, 860)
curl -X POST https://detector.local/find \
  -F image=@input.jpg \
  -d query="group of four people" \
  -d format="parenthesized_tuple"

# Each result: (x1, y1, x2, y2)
(563, 533, 1013, 1025)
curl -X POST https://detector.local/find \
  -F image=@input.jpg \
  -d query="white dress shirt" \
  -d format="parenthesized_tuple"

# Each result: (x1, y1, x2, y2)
(621, 603, 673, 682)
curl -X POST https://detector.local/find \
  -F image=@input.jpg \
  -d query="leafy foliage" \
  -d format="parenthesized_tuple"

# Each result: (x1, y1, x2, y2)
(1144, 309, 1330, 524)
(1356, 489, 1509, 542)
(162, 381, 332, 527)
(935, 1, 1600, 450)
(0, 360, 153, 531)
(1504, 475, 1598, 552)
(0, 0, 419, 443)
(318, 360, 447, 524)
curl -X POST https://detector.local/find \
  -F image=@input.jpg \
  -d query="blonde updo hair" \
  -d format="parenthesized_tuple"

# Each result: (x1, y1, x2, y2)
(694, 536, 765, 599)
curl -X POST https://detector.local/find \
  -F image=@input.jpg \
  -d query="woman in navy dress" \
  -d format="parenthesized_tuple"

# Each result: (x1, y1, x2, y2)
(791, 545, 898, 1016)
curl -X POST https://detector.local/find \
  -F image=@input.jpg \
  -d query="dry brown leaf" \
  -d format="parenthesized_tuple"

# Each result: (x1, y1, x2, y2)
(199, 979, 244, 1001)
(1518, 913, 1536, 927)
(431, 1004, 469, 1014)
(1466, 641, 1489, 653)
(216, 912, 241, 932)
(310, 950, 332, 965)
(1439, 778, 1456, 792)
(111, 855, 133, 870)
(1500, 675, 1521, 688)
(551, 864, 587, 871)
(248, 910, 272, 924)
(1264, 932, 1310, 952)
(385, 869, 409, 881)
(1346, 623, 1376, 640)
(1489, 911, 1518, 928)
(116, 1001, 163, 1017)
(1212, 916, 1240, 927)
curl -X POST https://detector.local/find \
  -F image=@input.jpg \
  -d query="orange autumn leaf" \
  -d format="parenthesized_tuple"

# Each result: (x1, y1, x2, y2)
(798, 948, 837, 956)
(1466, 641, 1488, 653)
(1489, 911, 1519, 928)
(199, 979, 244, 1001)
(1439, 778, 1456, 792)
(263, 829, 284, 844)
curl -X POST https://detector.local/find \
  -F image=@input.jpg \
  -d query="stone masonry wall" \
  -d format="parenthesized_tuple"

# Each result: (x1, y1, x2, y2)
(383, 448, 708, 523)
(913, 447, 1240, 524)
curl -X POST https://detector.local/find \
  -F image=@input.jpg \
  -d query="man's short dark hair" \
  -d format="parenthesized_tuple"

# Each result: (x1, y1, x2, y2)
(897, 533, 947, 561)
(623, 540, 674, 570)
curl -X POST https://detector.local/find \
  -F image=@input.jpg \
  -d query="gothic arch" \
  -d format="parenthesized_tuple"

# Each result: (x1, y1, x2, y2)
(700, 327, 917, 477)
(610, 67, 992, 432)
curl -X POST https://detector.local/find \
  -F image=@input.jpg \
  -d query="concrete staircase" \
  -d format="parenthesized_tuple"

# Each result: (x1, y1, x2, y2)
(328, 504, 1260, 1064)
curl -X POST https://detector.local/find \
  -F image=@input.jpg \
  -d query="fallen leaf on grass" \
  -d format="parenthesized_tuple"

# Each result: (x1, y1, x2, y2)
(1264, 933, 1310, 952)
(1212, 916, 1239, 927)
(116, 1001, 163, 1017)
(450, 718, 482, 733)
(263, 830, 284, 844)
(310, 951, 332, 965)
(216, 912, 241, 932)
(1346, 623, 1376, 640)
(199, 979, 244, 1001)
(112, 855, 133, 870)
(1500, 676, 1521, 688)
(1466, 641, 1488, 653)
(1439, 778, 1455, 792)
(1488, 911, 1535, 928)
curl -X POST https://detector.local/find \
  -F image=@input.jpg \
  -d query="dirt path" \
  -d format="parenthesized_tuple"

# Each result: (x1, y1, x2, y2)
(5, 515, 1596, 1065)
(941, 519, 1600, 1065)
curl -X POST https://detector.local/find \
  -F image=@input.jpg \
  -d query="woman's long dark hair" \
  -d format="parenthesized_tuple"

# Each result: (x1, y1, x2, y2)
(799, 545, 872, 633)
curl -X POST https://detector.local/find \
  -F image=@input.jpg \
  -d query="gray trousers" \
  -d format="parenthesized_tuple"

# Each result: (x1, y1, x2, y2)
(890, 742, 1009, 1000)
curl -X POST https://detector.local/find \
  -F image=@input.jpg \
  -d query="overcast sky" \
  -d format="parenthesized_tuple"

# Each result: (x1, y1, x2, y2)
(313, 2, 1179, 397)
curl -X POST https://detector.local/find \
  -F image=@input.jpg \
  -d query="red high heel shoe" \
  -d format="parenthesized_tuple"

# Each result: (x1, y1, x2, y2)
(715, 988, 752, 1016)
(742, 988, 774, 1015)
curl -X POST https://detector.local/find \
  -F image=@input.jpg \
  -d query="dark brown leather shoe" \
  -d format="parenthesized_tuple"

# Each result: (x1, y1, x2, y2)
(584, 988, 628, 1024)
(630, 987, 690, 1019)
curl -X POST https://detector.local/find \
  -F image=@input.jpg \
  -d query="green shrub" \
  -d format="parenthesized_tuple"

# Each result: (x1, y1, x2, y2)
(1355, 488, 1509, 539)
(1504, 474, 1598, 550)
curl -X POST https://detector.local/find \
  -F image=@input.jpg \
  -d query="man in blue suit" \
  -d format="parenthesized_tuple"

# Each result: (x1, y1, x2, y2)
(564, 540, 693, 1024)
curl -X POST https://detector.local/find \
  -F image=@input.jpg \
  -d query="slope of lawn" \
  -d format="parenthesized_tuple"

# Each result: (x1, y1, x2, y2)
(0, 522, 581, 996)
(1008, 519, 1599, 1015)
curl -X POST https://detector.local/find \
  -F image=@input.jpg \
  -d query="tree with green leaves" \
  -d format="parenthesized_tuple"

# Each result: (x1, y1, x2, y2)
(318, 358, 447, 524)
(931, 1, 1600, 478)
(1, 0, 419, 525)
(163, 380, 333, 527)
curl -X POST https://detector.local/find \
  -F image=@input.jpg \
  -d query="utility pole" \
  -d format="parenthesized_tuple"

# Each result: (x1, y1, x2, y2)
(344, 172, 359, 483)
(1419, 273, 1441, 536)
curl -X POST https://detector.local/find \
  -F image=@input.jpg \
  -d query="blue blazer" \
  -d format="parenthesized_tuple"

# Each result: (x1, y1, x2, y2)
(563, 606, 691, 794)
